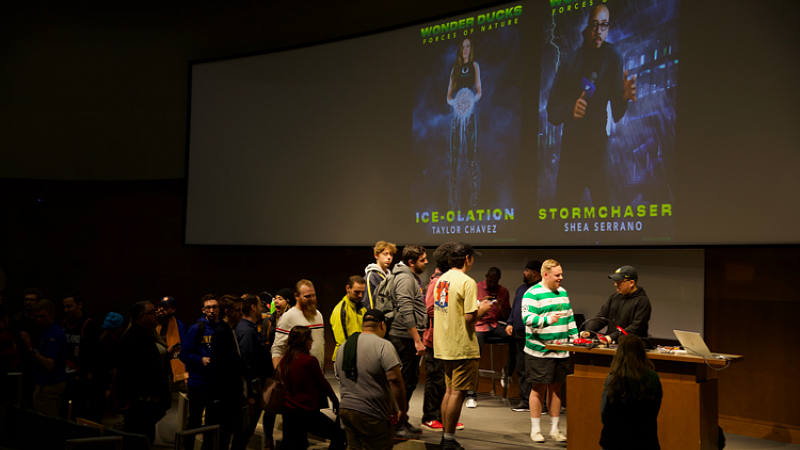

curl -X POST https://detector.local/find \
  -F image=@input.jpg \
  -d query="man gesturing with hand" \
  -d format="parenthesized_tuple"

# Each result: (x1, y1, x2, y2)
(522, 260, 577, 444)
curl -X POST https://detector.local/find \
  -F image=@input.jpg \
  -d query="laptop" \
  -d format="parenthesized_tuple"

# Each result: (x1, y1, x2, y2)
(673, 330, 719, 358)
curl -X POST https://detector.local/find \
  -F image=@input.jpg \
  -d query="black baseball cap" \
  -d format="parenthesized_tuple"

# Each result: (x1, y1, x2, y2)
(363, 309, 386, 323)
(451, 242, 482, 258)
(608, 265, 638, 281)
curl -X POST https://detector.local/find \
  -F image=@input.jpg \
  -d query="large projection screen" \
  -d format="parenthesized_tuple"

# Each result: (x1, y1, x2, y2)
(186, 0, 800, 247)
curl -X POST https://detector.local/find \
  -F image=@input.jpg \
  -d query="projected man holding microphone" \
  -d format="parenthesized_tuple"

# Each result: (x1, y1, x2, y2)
(546, 4, 637, 208)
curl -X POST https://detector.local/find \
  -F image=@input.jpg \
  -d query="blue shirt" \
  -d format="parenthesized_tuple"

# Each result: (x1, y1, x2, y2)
(35, 322, 67, 385)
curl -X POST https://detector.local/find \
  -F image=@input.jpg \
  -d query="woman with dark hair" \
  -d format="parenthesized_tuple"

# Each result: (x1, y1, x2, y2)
(600, 335, 662, 450)
(280, 325, 346, 450)
(446, 37, 483, 211)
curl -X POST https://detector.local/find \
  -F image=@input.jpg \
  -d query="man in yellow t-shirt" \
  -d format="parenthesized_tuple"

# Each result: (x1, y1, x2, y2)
(433, 243, 492, 450)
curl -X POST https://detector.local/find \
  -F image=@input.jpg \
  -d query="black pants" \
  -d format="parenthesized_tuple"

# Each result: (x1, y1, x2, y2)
(282, 408, 346, 450)
(185, 386, 214, 450)
(468, 326, 509, 399)
(387, 335, 421, 406)
(510, 334, 530, 404)
(232, 403, 260, 450)
(422, 346, 445, 423)
(206, 397, 242, 450)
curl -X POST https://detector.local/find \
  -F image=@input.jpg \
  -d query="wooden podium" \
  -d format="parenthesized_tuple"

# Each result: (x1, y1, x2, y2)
(545, 344, 743, 450)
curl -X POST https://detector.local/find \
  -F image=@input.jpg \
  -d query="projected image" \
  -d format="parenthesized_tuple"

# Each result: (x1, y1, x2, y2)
(538, 0, 680, 244)
(412, 5, 524, 240)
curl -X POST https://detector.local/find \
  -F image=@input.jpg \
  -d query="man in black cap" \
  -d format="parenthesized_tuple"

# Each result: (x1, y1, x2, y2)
(580, 265, 652, 345)
(505, 260, 542, 412)
(335, 309, 406, 450)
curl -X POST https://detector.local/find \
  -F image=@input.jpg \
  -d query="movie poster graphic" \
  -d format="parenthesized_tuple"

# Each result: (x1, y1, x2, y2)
(412, 5, 524, 243)
(538, 0, 680, 244)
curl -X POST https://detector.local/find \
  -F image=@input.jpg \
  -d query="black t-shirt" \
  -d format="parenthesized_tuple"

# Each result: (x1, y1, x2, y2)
(453, 62, 476, 95)
(62, 315, 99, 375)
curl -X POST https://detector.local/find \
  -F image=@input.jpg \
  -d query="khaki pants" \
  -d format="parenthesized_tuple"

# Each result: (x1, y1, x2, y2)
(34, 382, 66, 418)
(340, 408, 394, 450)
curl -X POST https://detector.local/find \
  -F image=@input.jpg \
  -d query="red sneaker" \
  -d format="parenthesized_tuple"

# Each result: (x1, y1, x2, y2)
(421, 420, 443, 431)
(421, 420, 465, 431)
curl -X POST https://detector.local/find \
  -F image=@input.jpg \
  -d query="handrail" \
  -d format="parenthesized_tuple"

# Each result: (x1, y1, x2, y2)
(64, 436, 123, 450)
(175, 424, 221, 450)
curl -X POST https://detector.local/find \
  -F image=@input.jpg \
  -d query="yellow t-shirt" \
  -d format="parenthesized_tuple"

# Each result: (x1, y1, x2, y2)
(432, 270, 479, 360)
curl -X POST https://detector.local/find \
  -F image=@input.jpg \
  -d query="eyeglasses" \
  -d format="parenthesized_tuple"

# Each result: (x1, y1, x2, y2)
(590, 21, 610, 31)
(614, 279, 631, 286)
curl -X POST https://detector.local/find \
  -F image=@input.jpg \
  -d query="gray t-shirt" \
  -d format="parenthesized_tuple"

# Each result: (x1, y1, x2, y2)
(334, 332, 402, 421)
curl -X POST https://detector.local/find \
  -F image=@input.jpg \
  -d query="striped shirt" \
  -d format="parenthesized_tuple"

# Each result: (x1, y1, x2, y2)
(522, 282, 578, 358)
(271, 307, 326, 371)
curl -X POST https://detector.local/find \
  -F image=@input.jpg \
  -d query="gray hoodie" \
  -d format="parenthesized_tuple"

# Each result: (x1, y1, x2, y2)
(387, 262, 426, 339)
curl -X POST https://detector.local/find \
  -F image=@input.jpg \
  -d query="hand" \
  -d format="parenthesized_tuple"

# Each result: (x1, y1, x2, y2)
(202, 357, 211, 366)
(19, 331, 32, 351)
(478, 299, 493, 314)
(506, 325, 513, 336)
(599, 335, 611, 344)
(414, 340, 426, 357)
(623, 69, 637, 102)
(573, 91, 587, 119)
(547, 313, 566, 326)
(580, 331, 590, 339)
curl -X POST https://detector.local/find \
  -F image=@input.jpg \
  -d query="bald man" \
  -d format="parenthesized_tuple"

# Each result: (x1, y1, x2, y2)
(546, 4, 637, 208)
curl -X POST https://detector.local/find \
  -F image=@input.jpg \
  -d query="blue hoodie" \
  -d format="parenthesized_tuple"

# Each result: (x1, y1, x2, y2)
(179, 315, 217, 389)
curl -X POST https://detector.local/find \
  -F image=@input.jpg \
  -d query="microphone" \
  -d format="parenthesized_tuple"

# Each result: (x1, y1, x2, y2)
(575, 316, 608, 346)
(616, 326, 628, 336)
(581, 72, 597, 100)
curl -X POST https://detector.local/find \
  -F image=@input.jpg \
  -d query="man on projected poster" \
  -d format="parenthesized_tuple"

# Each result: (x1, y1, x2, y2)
(547, 5, 637, 208)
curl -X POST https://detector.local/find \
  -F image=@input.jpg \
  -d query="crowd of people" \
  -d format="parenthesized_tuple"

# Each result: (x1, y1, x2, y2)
(0, 239, 659, 450)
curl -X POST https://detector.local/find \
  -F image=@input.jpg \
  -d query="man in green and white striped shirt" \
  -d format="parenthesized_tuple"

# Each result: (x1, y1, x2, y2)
(521, 259, 577, 444)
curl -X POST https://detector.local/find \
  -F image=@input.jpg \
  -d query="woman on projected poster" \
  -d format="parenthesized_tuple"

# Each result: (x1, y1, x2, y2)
(446, 38, 482, 212)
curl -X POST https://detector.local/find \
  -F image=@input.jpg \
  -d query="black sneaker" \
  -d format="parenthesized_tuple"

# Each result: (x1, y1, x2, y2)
(512, 402, 530, 412)
(404, 421, 423, 434)
(441, 438, 466, 449)
(394, 426, 420, 441)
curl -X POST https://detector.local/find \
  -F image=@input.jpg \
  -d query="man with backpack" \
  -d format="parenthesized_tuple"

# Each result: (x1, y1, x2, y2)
(381, 245, 428, 439)
(179, 294, 219, 450)
(363, 241, 397, 310)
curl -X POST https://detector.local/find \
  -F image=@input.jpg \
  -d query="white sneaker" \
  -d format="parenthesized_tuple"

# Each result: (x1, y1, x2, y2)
(530, 431, 545, 443)
(465, 398, 478, 408)
(550, 430, 567, 442)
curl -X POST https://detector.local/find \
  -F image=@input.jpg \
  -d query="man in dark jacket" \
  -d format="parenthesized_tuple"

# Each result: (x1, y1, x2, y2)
(363, 240, 397, 310)
(580, 265, 652, 346)
(386, 245, 428, 439)
(505, 260, 541, 412)
(116, 301, 170, 445)
(207, 295, 247, 449)
(232, 293, 271, 450)
(179, 294, 219, 450)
